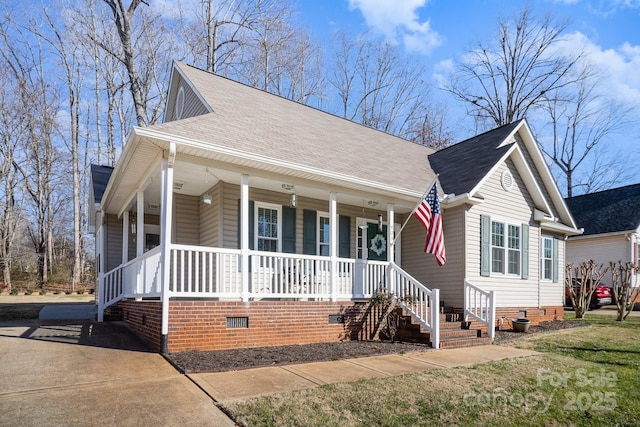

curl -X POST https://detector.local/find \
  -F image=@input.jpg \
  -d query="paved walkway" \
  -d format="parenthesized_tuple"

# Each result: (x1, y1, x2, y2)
(190, 345, 539, 403)
(0, 319, 234, 427)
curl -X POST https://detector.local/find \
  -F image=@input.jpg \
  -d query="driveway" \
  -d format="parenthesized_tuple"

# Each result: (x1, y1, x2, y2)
(0, 319, 234, 427)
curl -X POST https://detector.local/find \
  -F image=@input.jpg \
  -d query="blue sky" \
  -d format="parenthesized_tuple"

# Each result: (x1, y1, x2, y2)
(290, 0, 640, 188)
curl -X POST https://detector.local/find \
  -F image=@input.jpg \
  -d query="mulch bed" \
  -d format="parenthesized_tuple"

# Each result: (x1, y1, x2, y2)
(166, 319, 589, 374)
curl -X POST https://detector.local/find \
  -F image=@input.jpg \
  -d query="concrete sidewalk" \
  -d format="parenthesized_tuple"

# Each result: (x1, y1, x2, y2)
(0, 320, 234, 427)
(190, 344, 539, 403)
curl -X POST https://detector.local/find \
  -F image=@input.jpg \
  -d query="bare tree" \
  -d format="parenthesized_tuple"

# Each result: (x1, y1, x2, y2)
(406, 101, 455, 149)
(0, 18, 59, 286)
(0, 68, 23, 291)
(447, 6, 585, 128)
(565, 260, 608, 319)
(541, 79, 632, 197)
(329, 31, 433, 137)
(609, 261, 640, 321)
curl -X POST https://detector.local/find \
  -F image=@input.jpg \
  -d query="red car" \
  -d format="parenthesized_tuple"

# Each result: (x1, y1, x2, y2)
(565, 280, 612, 309)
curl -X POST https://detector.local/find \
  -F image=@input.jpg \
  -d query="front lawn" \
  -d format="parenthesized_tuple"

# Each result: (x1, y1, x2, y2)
(226, 315, 640, 426)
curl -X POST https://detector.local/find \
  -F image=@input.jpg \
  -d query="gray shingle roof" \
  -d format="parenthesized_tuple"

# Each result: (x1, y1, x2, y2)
(147, 62, 437, 196)
(428, 120, 522, 195)
(91, 164, 114, 204)
(565, 183, 640, 235)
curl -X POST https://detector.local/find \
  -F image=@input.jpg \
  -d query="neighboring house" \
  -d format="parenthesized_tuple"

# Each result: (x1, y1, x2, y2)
(89, 61, 581, 354)
(565, 184, 640, 287)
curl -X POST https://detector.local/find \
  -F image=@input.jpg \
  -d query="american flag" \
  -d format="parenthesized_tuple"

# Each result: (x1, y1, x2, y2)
(413, 183, 446, 266)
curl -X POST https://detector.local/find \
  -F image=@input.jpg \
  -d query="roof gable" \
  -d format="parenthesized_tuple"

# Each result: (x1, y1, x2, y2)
(428, 120, 522, 196)
(565, 183, 640, 235)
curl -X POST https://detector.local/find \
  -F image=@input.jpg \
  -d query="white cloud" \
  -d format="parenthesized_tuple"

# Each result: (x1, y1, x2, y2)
(432, 59, 453, 88)
(558, 32, 640, 116)
(348, 0, 442, 54)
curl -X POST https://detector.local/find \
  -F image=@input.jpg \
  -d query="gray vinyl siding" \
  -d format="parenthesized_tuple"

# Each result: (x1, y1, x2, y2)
(199, 182, 221, 247)
(105, 213, 123, 272)
(540, 235, 565, 307)
(466, 158, 542, 308)
(174, 193, 200, 245)
(220, 182, 395, 257)
(401, 205, 466, 307)
(164, 74, 210, 122)
(566, 234, 630, 268)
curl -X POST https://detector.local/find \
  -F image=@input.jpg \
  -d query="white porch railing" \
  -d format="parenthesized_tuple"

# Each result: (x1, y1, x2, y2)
(389, 263, 440, 349)
(98, 245, 442, 347)
(464, 279, 496, 340)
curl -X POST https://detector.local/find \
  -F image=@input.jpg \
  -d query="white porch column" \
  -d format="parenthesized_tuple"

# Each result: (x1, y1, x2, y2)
(136, 191, 145, 257)
(330, 192, 338, 302)
(387, 204, 395, 294)
(122, 211, 129, 264)
(240, 174, 250, 302)
(160, 142, 175, 354)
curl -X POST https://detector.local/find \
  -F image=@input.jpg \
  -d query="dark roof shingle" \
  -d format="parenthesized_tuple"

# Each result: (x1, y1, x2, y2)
(565, 184, 640, 235)
(428, 120, 522, 195)
(91, 164, 114, 204)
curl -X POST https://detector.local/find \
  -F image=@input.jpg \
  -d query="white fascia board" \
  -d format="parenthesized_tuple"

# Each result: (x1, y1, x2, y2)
(467, 144, 518, 197)
(441, 193, 484, 209)
(517, 120, 578, 229)
(100, 131, 140, 212)
(568, 230, 635, 241)
(510, 145, 554, 216)
(134, 127, 425, 200)
(174, 62, 213, 113)
(538, 219, 583, 236)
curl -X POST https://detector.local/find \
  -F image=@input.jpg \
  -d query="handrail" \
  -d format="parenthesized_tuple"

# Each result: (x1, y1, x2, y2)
(464, 279, 496, 340)
(390, 262, 439, 349)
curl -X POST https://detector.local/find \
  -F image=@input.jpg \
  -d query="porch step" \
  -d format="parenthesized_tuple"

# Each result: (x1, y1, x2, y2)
(439, 336, 493, 349)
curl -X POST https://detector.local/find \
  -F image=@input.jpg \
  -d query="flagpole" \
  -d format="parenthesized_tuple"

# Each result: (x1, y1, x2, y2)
(391, 174, 439, 247)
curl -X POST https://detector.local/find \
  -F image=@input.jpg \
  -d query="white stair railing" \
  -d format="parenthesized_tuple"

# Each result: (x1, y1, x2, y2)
(464, 279, 496, 340)
(389, 263, 440, 349)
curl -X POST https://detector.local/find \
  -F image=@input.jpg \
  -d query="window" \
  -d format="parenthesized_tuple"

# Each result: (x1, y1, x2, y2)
(318, 214, 330, 256)
(541, 237, 553, 281)
(490, 220, 520, 275)
(256, 204, 280, 252)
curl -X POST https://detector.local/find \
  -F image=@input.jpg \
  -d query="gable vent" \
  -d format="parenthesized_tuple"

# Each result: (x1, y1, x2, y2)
(501, 170, 514, 192)
(174, 86, 185, 120)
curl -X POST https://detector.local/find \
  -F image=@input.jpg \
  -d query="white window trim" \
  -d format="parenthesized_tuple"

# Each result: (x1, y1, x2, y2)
(318, 212, 330, 257)
(540, 235, 554, 282)
(490, 219, 521, 277)
(254, 202, 282, 252)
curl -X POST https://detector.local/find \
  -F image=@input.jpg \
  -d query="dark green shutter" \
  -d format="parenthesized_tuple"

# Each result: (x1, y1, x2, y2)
(552, 238, 559, 283)
(480, 215, 491, 276)
(282, 206, 296, 253)
(303, 209, 317, 255)
(521, 223, 529, 279)
(237, 199, 254, 250)
(339, 215, 351, 258)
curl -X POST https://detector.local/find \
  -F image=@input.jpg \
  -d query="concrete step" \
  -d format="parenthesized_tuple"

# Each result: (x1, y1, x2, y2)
(439, 336, 493, 349)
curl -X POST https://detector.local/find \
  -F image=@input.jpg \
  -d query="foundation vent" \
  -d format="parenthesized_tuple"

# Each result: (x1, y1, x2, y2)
(226, 316, 249, 329)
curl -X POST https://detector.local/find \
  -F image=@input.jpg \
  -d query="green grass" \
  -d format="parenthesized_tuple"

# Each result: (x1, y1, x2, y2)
(226, 315, 640, 426)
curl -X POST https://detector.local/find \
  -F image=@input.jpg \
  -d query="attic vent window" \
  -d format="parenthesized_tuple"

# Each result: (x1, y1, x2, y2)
(501, 170, 514, 192)
(175, 86, 185, 120)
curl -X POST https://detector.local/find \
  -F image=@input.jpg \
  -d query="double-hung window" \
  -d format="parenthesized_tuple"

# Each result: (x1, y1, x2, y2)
(541, 237, 553, 281)
(256, 204, 280, 252)
(491, 220, 520, 275)
(318, 214, 330, 256)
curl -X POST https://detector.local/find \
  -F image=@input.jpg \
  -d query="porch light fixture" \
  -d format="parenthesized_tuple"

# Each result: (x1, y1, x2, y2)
(378, 214, 383, 231)
(202, 194, 212, 205)
(282, 183, 297, 208)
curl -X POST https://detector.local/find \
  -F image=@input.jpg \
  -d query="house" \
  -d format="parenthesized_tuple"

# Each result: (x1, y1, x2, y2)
(565, 183, 640, 287)
(89, 61, 581, 354)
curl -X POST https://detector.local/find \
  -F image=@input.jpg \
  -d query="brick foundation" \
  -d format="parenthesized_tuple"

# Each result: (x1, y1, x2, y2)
(116, 299, 564, 353)
(118, 300, 163, 351)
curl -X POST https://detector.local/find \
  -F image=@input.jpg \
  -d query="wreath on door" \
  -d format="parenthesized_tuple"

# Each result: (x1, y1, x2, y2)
(370, 234, 387, 256)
